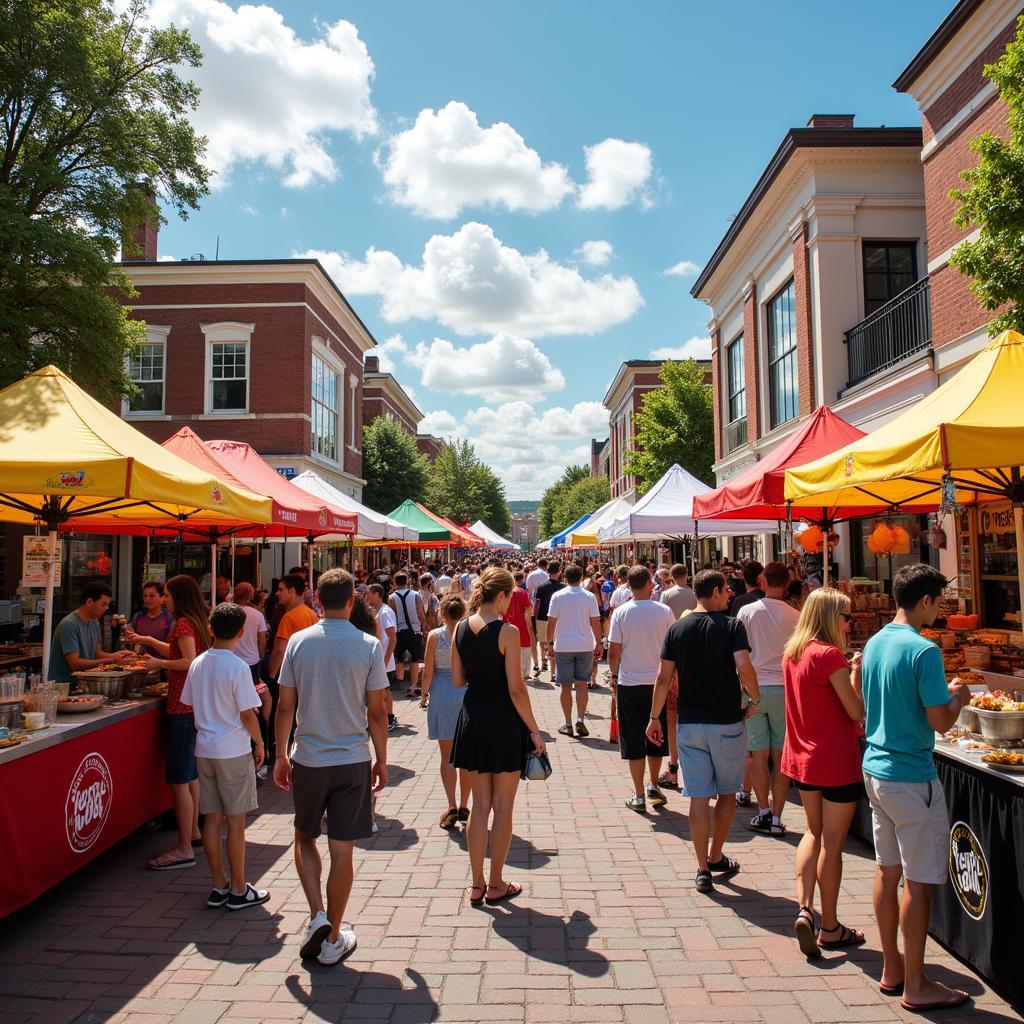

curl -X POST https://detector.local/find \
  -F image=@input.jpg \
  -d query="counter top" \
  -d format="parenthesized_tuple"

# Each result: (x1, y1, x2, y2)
(0, 697, 165, 767)
(935, 738, 1024, 788)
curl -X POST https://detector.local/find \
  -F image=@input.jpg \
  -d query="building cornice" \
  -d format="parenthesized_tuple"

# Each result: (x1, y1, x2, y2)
(363, 370, 423, 425)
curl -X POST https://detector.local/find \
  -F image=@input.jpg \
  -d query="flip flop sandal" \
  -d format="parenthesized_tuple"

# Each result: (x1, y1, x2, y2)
(794, 906, 821, 959)
(485, 882, 521, 905)
(657, 766, 679, 789)
(147, 854, 196, 871)
(706, 856, 741, 880)
(817, 923, 867, 950)
(468, 885, 486, 907)
(458, 807, 470, 822)
(900, 991, 969, 1013)
(440, 808, 459, 830)
(879, 981, 905, 997)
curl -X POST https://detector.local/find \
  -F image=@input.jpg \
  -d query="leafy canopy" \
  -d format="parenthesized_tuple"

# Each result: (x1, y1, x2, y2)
(0, 0, 209, 398)
(950, 15, 1024, 335)
(624, 359, 713, 495)
(550, 475, 610, 537)
(361, 417, 429, 514)
(426, 439, 511, 537)
(538, 465, 589, 538)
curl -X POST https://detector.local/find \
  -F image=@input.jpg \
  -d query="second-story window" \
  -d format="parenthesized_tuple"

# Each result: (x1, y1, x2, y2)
(767, 280, 797, 428)
(128, 340, 165, 413)
(311, 353, 339, 461)
(210, 342, 248, 412)
(863, 242, 917, 315)
(727, 335, 745, 423)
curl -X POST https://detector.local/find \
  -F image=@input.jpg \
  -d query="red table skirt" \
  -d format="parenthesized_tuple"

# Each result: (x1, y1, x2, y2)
(0, 703, 172, 917)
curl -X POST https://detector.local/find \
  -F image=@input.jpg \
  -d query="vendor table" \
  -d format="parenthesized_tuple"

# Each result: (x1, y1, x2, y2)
(930, 743, 1024, 1008)
(0, 697, 171, 917)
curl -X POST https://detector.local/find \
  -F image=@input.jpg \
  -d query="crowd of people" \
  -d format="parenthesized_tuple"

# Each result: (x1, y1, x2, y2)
(46, 548, 971, 1010)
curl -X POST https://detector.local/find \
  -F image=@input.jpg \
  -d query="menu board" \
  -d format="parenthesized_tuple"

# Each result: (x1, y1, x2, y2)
(957, 510, 975, 615)
(22, 536, 63, 588)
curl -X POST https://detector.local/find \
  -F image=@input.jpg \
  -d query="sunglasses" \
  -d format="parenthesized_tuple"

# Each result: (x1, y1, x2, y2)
(840, 613, 852, 622)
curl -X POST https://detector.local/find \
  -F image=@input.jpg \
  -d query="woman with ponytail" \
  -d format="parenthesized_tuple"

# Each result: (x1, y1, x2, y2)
(450, 568, 545, 907)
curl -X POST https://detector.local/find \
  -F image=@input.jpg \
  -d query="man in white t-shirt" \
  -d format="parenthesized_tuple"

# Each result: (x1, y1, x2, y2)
(609, 565, 632, 611)
(736, 561, 800, 835)
(232, 582, 271, 772)
(388, 571, 426, 698)
(366, 584, 398, 731)
(547, 564, 601, 738)
(608, 565, 675, 812)
(525, 559, 549, 675)
(436, 566, 453, 596)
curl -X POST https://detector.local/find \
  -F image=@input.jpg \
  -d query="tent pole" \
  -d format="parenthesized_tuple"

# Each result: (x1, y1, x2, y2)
(822, 520, 832, 588)
(230, 536, 236, 591)
(1012, 469, 1024, 637)
(41, 527, 58, 680)
(210, 539, 217, 608)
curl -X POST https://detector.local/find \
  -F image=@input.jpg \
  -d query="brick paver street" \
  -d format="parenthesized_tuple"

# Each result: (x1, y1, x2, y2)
(1, 678, 1020, 1024)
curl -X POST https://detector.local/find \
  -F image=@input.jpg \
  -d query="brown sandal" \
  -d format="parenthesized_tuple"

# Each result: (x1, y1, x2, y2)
(794, 906, 820, 959)
(817, 922, 866, 949)
(440, 808, 459, 830)
(468, 884, 485, 906)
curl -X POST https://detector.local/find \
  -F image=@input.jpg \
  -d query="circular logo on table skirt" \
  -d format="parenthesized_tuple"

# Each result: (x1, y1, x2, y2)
(65, 752, 113, 853)
(949, 819, 989, 920)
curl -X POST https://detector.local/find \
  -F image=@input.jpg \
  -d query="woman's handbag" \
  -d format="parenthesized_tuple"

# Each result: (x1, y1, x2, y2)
(522, 750, 552, 781)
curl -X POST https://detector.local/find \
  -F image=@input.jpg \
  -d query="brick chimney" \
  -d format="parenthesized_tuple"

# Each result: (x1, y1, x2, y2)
(122, 191, 159, 261)
(364, 355, 380, 372)
(806, 114, 855, 129)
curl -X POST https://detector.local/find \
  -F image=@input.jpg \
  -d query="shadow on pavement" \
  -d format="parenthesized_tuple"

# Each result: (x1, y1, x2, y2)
(482, 906, 609, 978)
(286, 965, 437, 1023)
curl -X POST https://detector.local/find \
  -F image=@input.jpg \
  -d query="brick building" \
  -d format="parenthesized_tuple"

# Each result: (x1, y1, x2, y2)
(120, 224, 376, 501)
(511, 512, 539, 549)
(590, 437, 610, 481)
(894, 0, 1021, 377)
(415, 434, 444, 463)
(602, 359, 711, 500)
(362, 355, 423, 437)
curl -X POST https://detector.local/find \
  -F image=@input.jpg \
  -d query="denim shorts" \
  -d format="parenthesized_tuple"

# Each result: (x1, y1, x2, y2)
(677, 721, 748, 798)
(554, 650, 594, 684)
(165, 713, 198, 785)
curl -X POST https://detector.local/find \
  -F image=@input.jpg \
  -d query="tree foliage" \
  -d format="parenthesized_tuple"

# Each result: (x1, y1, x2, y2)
(361, 417, 429, 514)
(624, 359, 713, 494)
(426, 439, 511, 538)
(949, 15, 1024, 335)
(0, 0, 209, 397)
(550, 475, 610, 537)
(538, 465, 589, 538)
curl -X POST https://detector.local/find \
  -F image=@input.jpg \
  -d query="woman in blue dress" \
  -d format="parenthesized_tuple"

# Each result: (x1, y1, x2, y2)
(420, 593, 471, 829)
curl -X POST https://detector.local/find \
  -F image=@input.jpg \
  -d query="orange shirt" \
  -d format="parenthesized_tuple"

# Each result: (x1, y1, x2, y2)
(277, 604, 319, 646)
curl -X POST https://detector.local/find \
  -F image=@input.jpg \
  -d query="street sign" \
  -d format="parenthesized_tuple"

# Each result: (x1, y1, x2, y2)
(275, 466, 297, 479)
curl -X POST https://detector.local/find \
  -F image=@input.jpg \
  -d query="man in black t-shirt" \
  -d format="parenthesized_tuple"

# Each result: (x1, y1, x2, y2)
(533, 562, 565, 675)
(647, 570, 760, 894)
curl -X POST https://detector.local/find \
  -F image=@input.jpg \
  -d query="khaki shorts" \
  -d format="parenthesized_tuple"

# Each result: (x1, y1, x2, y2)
(536, 620, 549, 644)
(864, 774, 948, 885)
(520, 646, 532, 678)
(197, 753, 257, 815)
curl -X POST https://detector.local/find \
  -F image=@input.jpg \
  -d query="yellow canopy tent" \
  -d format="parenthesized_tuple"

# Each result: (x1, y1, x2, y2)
(785, 329, 1024, 612)
(0, 366, 272, 670)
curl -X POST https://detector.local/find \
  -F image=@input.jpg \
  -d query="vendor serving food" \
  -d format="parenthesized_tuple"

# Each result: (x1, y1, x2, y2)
(48, 581, 134, 684)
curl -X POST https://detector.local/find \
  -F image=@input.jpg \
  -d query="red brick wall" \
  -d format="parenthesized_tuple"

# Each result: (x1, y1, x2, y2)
(711, 328, 723, 461)
(362, 389, 418, 435)
(742, 286, 761, 444)
(792, 222, 816, 415)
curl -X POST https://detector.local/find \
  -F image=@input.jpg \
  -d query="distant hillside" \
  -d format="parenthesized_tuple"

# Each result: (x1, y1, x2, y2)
(508, 500, 539, 515)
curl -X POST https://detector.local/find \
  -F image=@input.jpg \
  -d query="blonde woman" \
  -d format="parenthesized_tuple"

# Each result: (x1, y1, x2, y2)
(450, 568, 545, 907)
(420, 594, 471, 829)
(781, 588, 866, 959)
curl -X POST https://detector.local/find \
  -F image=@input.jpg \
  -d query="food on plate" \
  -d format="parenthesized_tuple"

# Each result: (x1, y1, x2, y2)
(970, 690, 1024, 711)
(981, 750, 1024, 766)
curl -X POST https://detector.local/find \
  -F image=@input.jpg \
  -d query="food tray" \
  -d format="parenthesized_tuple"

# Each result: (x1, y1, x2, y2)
(974, 707, 1024, 742)
(58, 696, 106, 714)
(981, 758, 1024, 773)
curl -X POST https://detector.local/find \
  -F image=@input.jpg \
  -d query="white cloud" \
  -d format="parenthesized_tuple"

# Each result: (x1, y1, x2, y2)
(663, 259, 701, 277)
(372, 334, 409, 374)
(157, 254, 177, 262)
(405, 334, 565, 400)
(419, 410, 465, 437)
(146, 0, 377, 188)
(575, 240, 613, 267)
(465, 400, 609, 445)
(301, 222, 642, 337)
(240, 203, 258, 217)
(378, 101, 575, 219)
(650, 335, 711, 360)
(577, 139, 653, 210)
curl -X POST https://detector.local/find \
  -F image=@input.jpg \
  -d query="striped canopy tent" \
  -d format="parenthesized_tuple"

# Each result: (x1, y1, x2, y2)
(551, 512, 595, 549)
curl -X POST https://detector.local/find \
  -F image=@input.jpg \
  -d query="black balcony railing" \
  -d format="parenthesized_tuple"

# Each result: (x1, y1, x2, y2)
(723, 416, 748, 453)
(845, 277, 932, 388)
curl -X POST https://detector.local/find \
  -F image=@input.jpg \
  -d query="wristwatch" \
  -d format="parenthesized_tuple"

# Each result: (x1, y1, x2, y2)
(747, 698, 761, 707)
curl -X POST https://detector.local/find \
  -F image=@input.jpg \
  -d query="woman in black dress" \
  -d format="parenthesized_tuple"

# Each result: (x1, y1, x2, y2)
(450, 567, 545, 906)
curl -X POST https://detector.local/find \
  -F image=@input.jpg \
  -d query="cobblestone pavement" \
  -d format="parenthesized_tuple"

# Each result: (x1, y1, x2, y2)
(1, 677, 1020, 1024)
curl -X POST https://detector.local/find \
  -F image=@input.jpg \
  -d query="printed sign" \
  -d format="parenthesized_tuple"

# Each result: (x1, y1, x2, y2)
(65, 753, 113, 854)
(980, 507, 1016, 537)
(145, 563, 167, 583)
(949, 819, 989, 921)
(276, 466, 297, 479)
(22, 536, 63, 588)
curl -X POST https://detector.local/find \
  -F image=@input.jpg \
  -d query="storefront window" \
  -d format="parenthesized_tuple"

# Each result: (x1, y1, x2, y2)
(853, 515, 926, 584)
(64, 537, 115, 613)
(733, 536, 756, 561)
(978, 504, 1022, 629)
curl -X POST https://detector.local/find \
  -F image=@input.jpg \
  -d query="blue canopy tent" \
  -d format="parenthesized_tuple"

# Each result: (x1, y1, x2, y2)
(552, 512, 595, 549)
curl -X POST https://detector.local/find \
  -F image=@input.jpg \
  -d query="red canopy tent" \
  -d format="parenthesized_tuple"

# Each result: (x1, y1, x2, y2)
(436, 513, 485, 547)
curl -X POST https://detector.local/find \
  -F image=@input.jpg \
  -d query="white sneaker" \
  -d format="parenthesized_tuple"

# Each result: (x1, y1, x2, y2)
(371, 821, 379, 834)
(300, 910, 331, 960)
(317, 924, 357, 965)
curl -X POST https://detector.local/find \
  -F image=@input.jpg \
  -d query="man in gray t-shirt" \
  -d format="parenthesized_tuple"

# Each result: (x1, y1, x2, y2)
(660, 564, 697, 619)
(273, 569, 388, 967)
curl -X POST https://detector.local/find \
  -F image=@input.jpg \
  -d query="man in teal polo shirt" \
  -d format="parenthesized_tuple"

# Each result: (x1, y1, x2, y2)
(48, 580, 130, 684)
(861, 564, 969, 1013)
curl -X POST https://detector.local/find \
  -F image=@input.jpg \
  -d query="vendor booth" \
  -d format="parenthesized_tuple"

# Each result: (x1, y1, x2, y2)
(468, 520, 517, 549)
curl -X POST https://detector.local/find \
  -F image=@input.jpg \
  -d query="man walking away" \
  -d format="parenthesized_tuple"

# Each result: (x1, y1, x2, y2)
(648, 570, 760, 893)
(274, 570, 388, 966)
(736, 562, 799, 836)
(547, 564, 601, 737)
(729, 560, 764, 615)
(660, 564, 697, 618)
(366, 585, 398, 731)
(609, 565, 632, 612)
(533, 561, 564, 675)
(388, 571, 427, 699)
(608, 565, 674, 811)
(861, 565, 969, 1012)
(525, 559, 549, 675)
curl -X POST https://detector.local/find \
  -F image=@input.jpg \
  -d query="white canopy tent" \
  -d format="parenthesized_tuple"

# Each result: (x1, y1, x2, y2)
(469, 519, 518, 549)
(290, 471, 416, 541)
(599, 464, 785, 543)
(564, 495, 634, 546)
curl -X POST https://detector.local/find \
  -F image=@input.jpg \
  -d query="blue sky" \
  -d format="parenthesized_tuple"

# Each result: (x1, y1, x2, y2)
(151, 0, 944, 498)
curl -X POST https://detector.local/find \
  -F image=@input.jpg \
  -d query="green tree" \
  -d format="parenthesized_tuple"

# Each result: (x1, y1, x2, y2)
(950, 16, 1024, 335)
(362, 417, 429, 514)
(0, 0, 209, 398)
(624, 359, 713, 494)
(551, 475, 610, 536)
(427, 440, 511, 536)
(538, 464, 589, 538)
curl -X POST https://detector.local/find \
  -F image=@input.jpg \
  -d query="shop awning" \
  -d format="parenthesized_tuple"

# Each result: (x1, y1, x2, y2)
(291, 472, 416, 542)
(785, 330, 1024, 512)
(162, 430, 357, 536)
(599, 464, 784, 543)
(565, 496, 634, 547)
(693, 406, 876, 524)
(468, 520, 517, 549)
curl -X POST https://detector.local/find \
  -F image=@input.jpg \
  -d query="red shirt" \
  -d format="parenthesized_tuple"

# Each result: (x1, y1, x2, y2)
(503, 587, 533, 648)
(781, 641, 861, 787)
(166, 618, 201, 716)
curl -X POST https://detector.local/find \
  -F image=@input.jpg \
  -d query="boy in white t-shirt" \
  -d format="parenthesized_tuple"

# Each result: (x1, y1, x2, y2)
(181, 602, 268, 911)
